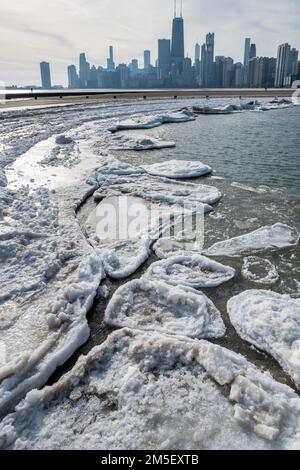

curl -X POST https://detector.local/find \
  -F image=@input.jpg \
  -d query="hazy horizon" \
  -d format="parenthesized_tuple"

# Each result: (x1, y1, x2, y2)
(1, 0, 299, 86)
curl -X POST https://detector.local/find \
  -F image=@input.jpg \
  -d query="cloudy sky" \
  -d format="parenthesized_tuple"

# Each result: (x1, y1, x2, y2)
(0, 0, 299, 86)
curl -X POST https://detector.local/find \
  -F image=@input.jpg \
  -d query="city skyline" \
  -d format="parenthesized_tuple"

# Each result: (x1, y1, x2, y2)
(1, 0, 300, 86)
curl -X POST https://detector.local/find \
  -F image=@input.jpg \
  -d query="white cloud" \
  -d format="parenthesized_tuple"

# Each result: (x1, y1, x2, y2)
(0, 0, 299, 86)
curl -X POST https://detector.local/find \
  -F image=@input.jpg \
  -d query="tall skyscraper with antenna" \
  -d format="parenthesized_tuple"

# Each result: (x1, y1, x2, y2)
(171, 0, 185, 68)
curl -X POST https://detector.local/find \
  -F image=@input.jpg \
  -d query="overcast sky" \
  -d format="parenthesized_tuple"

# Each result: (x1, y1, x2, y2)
(0, 0, 299, 86)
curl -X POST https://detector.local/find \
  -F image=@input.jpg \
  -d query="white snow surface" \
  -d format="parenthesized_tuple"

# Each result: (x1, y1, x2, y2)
(108, 133, 176, 151)
(108, 110, 195, 132)
(144, 255, 235, 288)
(104, 279, 226, 339)
(0, 183, 105, 418)
(228, 290, 300, 387)
(204, 223, 299, 257)
(1, 328, 300, 450)
(141, 160, 212, 179)
(242, 257, 279, 285)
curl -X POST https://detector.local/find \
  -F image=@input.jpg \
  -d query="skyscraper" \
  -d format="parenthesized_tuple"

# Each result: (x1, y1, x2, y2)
(68, 65, 78, 89)
(107, 46, 115, 71)
(171, 1, 184, 68)
(275, 43, 291, 87)
(144, 50, 151, 70)
(244, 38, 251, 67)
(79, 53, 89, 87)
(158, 39, 171, 82)
(249, 43, 257, 60)
(195, 42, 200, 64)
(206, 32, 215, 87)
(40, 62, 52, 89)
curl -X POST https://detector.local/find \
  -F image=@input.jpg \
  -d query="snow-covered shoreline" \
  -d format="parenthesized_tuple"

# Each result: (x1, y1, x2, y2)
(0, 98, 299, 449)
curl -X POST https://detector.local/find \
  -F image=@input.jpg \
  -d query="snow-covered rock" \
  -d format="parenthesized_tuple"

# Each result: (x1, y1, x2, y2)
(1, 329, 300, 450)
(108, 133, 176, 151)
(104, 279, 226, 339)
(141, 160, 212, 179)
(228, 290, 300, 387)
(144, 254, 235, 288)
(242, 257, 279, 285)
(204, 224, 299, 257)
(55, 135, 73, 145)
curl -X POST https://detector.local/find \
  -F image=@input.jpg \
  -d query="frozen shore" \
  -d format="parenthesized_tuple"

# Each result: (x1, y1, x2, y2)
(0, 97, 299, 449)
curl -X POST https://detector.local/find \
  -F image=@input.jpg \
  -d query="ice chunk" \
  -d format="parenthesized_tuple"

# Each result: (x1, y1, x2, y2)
(144, 254, 235, 288)
(104, 279, 226, 338)
(109, 111, 195, 133)
(1, 329, 300, 450)
(141, 160, 212, 179)
(108, 133, 176, 151)
(228, 290, 300, 386)
(204, 224, 299, 257)
(93, 237, 152, 279)
(242, 257, 279, 285)
(193, 104, 237, 115)
(93, 173, 221, 209)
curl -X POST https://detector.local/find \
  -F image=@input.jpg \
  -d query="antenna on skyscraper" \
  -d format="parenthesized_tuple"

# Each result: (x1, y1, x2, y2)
(180, 0, 183, 17)
(174, 0, 177, 17)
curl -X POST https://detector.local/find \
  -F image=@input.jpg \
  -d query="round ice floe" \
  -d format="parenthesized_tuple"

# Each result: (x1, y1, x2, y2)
(2, 329, 300, 450)
(144, 254, 235, 288)
(242, 257, 279, 285)
(109, 134, 176, 151)
(204, 224, 299, 257)
(228, 290, 300, 387)
(104, 279, 225, 338)
(108, 111, 194, 133)
(141, 160, 212, 179)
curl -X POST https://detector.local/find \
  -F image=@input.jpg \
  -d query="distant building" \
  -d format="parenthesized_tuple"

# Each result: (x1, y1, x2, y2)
(40, 62, 52, 89)
(234, 62, 244, 88)
(107, 46, 115, 71)
(67, 65, 78, 89)
(249, 43, 257, 60)
(129, 59, 139, 73)
(244, 38, 251, 67)
(223, 57, 234, 88)
(215, 56, 225, 87)
(79, 53, 89, 87)
(158, 39, 171, 68)
(144, 50, 151, 70)
(195, 42, 200, 64)
(171, 14, 184, 69)
(206, 33, 215, 87)
(158, 39, 171, 82)
(275, 43, 291, 87)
